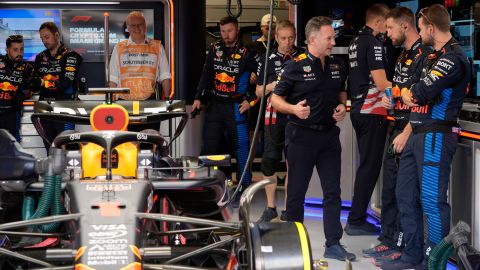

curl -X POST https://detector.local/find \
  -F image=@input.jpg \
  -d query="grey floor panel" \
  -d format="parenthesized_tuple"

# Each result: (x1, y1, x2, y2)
(230, 187, 381, 270)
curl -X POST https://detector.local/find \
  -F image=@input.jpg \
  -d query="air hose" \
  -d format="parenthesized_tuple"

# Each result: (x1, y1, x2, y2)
(22, 148, 66, 233)
(438, 245, 455, 270)
(22, 175, 64, 233)
(429, 221, 471, 270)
(428, 239, 451, 270)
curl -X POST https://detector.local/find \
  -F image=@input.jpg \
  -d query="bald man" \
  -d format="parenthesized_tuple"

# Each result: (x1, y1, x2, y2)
(109, 11, 171, 100)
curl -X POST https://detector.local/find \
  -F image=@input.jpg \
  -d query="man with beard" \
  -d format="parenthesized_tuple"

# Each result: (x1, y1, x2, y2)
(0, 35, 35, 141)
(364, 7, 429, 267)
(192, 16, 257, 207)
(381, 4, 471, 270)
(34, 22, 82, 150)
(255, 19, 302, 223)
(271, 16, 354, 261)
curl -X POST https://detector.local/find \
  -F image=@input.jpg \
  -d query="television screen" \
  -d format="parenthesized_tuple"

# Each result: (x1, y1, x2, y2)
(61, 9, 154, 62)
(0, 9, 61, 61)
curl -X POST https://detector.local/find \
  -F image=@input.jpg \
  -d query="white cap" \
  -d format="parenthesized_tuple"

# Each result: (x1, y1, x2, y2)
(261, 14, 277, 26)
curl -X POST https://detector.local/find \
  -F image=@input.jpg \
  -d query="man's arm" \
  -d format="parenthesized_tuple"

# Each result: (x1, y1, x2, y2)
(161, 79, 171, 98)
(192, 45, 214, 111)
(255, 83, 276, 98)
(56, 52, 82, 97)
(367, 39, 391, 92)
(371, 69, 391, 92)
(108, 45, 120, 87)
(271, 94, 310, 119)
(157, 43, 172, 98)
(403, 54, 464, 106)
(392, 122, 412, 154)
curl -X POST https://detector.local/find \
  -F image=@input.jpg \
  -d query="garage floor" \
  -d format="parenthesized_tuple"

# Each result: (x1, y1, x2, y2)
(230, 186, 381, 270)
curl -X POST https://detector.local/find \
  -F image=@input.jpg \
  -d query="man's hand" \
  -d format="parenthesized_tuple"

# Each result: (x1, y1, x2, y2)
(401, 90, 418, 107)
(192, 100, 202, 112)
(250, 73, 257, 85)
(392, 130, 410, 154)
(332, 104, 346, 122)
(293, 99, 310, 119)
(238, 100, 251, 114)
(382, 95, 393, 109)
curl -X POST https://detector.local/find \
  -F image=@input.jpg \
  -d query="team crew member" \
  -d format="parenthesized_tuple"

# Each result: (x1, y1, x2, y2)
(192, 16, 257, 204)
(271, 16, 355, 261)
(365, 7, 429, 266)
(254, 14, 278, 58)
(346, 4, 391, 236)
(256, 20, 301, 223)
(109, 11, 171, 100)
(34, 22, 82, 149)
(0, 35, 35, 141)
(382, 5, 471, 270)
(247, 13, 278, 160)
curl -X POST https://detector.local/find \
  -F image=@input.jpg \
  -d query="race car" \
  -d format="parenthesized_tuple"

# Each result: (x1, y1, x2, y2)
(0, 90, 314, 270)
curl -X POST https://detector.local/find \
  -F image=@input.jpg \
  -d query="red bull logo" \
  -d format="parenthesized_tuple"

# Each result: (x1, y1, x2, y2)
(215, 72, 235, 83)
(0, 81, 17, 91)
(411, 105, 429, 114)
(392, 85, 401, 97)
(43, 74, 59, 89)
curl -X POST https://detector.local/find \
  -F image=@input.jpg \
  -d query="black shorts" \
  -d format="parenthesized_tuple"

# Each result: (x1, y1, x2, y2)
(261, 123, 286, 176)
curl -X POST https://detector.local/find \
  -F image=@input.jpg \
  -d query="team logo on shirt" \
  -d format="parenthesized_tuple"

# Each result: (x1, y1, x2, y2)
(405, 59, 412, 65)
(303, 66, 311, 72)
(275, 61, 281, 66)
(330, 63, 340, 70)
(216, 51, 223, 58)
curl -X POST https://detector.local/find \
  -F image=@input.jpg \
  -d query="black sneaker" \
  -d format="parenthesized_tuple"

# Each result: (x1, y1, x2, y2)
(362, 242, 396, 258)
(257, 207, 278, 223)
(344, 222, 380, 236)
(324, 244, 356, 261)
(280, 210, 287, 221)
(380, 260, 423, 270)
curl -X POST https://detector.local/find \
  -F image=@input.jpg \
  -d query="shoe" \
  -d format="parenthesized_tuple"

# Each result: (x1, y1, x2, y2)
(280, 210, 287, 221)
(324, 244, 356, 261)
(362, 242, 396, 258)
(257, 207, 278, 223)
(381, 260, 423, 270)
(344, 222, 380, 236)
(373, 251, 402, 266)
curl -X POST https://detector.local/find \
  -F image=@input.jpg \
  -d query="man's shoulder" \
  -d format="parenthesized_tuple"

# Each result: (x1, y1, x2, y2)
(63, 48, 82, 61)
(116, 39, 129, 48)
(293, 53, 307, 63)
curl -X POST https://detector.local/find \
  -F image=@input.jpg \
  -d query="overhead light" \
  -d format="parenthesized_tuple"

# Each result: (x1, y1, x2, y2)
(1, 1, 120, 4)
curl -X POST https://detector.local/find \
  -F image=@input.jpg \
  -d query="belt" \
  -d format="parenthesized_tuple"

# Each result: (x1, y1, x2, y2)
(211, 93, 244, 103)
(290, 121, 334, 131)
(394, 120, 409, 130)
(412, 121, 460, 134)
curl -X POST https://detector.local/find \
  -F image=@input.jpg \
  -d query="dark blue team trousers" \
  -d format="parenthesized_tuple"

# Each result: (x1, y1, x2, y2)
(396, 131, 457, 264)
(284, 123, 343, 247)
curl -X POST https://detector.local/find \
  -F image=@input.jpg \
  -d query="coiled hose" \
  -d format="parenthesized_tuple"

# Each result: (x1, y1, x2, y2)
(428, 239, 452, 270)
(22, 175, 64, 233)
